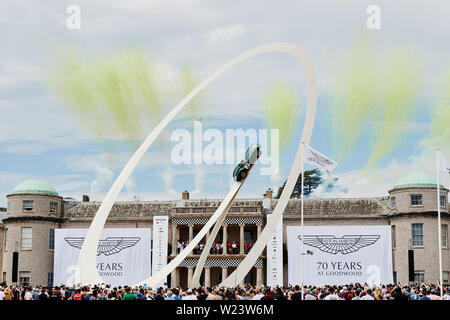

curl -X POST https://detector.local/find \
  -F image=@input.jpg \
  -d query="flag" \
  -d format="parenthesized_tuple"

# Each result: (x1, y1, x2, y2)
(303, 144, 338, 174)
(439, 152, 450, 175)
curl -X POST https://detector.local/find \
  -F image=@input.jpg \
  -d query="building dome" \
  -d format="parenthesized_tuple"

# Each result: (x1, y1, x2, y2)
(393, 172, 444, 190)
(11, 179, 59, 196)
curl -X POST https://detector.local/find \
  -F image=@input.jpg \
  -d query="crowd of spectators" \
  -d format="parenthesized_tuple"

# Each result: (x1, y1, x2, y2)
(178, 240, 253, 255)
(1, 283, 449, 300)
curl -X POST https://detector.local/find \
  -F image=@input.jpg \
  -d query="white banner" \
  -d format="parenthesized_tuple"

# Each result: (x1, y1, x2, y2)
(266, 214, 283, 286)
(287, 225, 392, 286)
(54, 228, 151, 286)
(152, 216, 169, 288)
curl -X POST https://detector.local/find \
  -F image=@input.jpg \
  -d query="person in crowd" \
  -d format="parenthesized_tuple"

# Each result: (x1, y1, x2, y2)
(182, 288, 197, 300)
(0, 282, 448, 301)
(122, 287, 136, 300)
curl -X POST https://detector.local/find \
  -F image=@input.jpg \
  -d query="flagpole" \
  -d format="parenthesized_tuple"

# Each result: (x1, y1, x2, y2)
(301, 141, 305, 301)
(435, 148, 443, 300)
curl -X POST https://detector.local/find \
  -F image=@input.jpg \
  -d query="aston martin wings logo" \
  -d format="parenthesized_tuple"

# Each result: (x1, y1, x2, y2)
(65, 237, 141, 256)
(298, 235, 380, 255)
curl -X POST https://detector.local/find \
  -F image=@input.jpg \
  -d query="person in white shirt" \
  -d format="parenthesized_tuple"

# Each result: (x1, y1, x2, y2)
(360, 289, 375, 300)
(304, 289, 317, 300)
(24, 287, 33, 300)
(182, 289, 198, 300)
(324, 288, 339, 300)
(252, 288, 264, 300)
(0, 288, 5, 300)
(444, 289, 450, 300)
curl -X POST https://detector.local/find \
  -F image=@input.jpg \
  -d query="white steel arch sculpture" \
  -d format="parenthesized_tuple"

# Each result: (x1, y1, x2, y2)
(76, 42, 317, 288)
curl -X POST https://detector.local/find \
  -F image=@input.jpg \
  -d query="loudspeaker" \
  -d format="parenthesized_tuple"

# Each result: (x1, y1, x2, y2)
(12, 252, 19, 283)
(408, 250, 414, 282)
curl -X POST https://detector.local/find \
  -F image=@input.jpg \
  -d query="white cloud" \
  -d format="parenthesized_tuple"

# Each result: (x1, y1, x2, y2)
(207, 24, 248, 44)
(89, 166, 114, 196)
(313, 148, 450, 199)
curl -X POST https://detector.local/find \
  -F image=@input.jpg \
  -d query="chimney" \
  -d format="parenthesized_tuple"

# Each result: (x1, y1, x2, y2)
(82, 194, 90, 202)
(264, 188, 273, 199)
(182, 190, 189, 200)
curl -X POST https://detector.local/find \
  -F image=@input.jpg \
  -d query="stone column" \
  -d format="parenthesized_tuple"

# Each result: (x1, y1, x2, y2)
(187, 267, 194, 287)
(240, 224, 245, 255)
(222, 267, 228, 281)
(256, 266, 264, 287)
(189, 224, 194, 241)
(204, 267, 211, 287)
(257, 224, 262, 238)
(171, 268, 179, 287)
(189, 224, 194, 256)
(223, 224, 228, 255)
(171, 224, 178, 255)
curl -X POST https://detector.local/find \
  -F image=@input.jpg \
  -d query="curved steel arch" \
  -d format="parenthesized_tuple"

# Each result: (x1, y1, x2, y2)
(76, 42, 317, 287)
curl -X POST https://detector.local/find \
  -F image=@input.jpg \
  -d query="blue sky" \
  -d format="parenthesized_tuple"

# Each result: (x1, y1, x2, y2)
(0, 0, 449, 207)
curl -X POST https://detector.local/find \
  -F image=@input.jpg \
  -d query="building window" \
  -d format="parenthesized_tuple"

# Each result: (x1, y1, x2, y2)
(49, 229, 55, 250)
(19, 271, 31, 287)
(22, 200, 34, 211)
(440, 196, 447, 208)
(414, 271, 425, 283)
(410, 194, 422, 206)
(444, 271, 449, 284)
(411, 223, 424, 247)
(442, 224, 448, 248)
(47, 272, 54, 288)
(391, 225, 396, 249)
(21, 227, 32, 250)
(391, 197, 396, 209)
(50, 202, 58, 213)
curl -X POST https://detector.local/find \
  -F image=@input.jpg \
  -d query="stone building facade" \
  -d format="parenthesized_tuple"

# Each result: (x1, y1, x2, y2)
(1, 172, 449, 287)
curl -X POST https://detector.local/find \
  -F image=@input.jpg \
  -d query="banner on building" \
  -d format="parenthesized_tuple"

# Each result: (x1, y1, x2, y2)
(152, 216, 169, 288)
(287, 225, 393, 286)
(54, 228, 151, 286)
(266, 214, 283, 286)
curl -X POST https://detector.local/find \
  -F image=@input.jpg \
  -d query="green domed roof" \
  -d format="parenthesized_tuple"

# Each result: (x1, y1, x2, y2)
(393, 172, 444, 190)
(12, 179, 58, 196)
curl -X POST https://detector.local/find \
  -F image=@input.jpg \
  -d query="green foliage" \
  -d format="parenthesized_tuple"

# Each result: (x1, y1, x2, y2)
(276, 168, 322, 198)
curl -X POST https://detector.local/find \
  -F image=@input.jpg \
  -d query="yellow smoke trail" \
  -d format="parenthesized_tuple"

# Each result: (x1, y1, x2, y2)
(264, 83, 300, 149)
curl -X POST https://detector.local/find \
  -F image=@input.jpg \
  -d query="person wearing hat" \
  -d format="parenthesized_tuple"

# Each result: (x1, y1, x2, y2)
(3, 288, 13, 300)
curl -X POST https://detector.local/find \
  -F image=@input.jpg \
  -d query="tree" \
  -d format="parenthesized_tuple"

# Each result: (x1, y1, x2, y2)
(276, 169, 323, 198)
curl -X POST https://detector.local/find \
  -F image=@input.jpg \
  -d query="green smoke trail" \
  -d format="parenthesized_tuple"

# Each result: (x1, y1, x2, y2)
(331, 33, 381, 161)
(48, 47, 162, 141)
(427, 67, 450, 148)
(264, 84, 300, 149)
(331, 32, 422, 167)
(366, 51, 421, 167)
(177, 66, 204, 119)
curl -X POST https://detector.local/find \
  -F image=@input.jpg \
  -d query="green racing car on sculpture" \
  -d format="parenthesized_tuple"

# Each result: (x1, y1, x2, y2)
(232, 143, 262, 182)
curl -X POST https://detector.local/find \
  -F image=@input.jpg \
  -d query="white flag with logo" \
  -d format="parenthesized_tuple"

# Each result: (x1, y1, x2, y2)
(303, 144, 338, 174)
(439, 152, 450, 175)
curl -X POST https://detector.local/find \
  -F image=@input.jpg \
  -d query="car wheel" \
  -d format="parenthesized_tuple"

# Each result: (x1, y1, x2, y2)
(240, 170, 247, 179)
